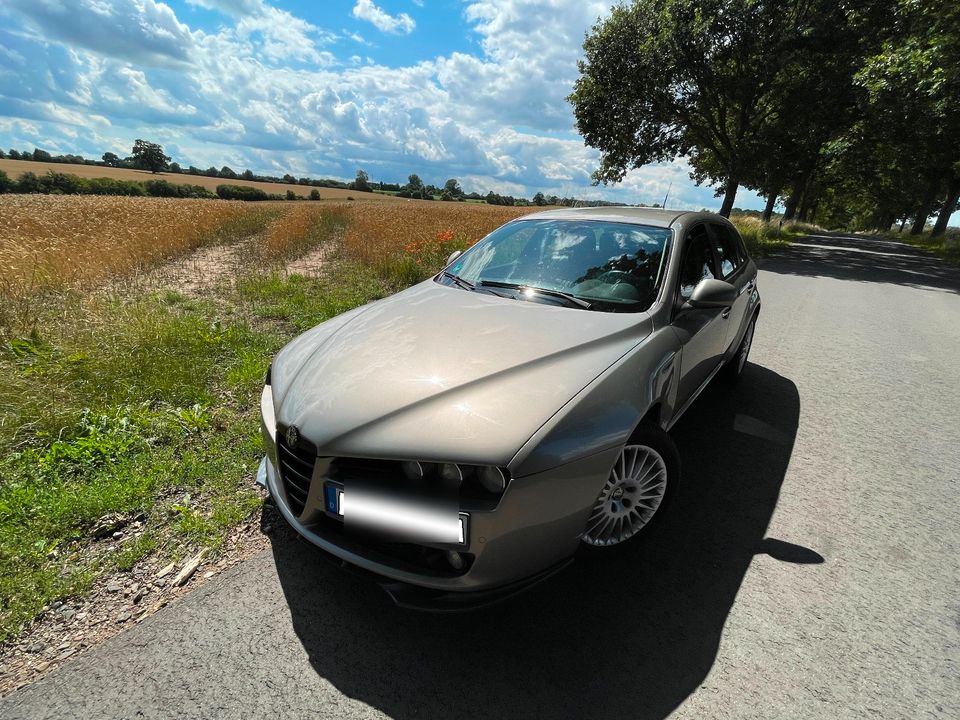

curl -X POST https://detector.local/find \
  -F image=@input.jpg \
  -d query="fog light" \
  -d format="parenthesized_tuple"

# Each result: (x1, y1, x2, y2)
(401, 461, 424, 480)
(445, 550, 465, 570)
(479, 466, 506, 494)
(439, 463, 463, 485)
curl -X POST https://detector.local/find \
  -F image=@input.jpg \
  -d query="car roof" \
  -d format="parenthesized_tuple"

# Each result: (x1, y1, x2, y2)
(515, 206, 724, 230)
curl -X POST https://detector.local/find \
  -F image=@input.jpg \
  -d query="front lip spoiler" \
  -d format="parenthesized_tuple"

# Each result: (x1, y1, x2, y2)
(374, 558, 573, 613)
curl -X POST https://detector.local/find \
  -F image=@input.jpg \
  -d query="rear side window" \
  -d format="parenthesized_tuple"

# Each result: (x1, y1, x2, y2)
(710, 224, 745, 278)
(679, 225, 717, 300)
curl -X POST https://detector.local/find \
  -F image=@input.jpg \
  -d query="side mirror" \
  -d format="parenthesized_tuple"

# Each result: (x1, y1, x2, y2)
(445, 250, 462, 267)
(685, 278, 737, 309)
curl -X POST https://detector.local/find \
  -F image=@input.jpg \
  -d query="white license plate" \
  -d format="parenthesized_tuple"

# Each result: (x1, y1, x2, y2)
(328, 484, 465, 544)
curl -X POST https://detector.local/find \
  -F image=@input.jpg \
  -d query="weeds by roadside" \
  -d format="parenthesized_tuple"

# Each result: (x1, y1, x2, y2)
(884, 227, 960, 267)
(730, 215, 821, 257)
(0, 200, 388, 643)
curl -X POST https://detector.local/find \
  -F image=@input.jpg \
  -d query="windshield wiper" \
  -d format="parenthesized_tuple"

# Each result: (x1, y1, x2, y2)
(441, 271, 475, 291)
(477, 280, 592, 309)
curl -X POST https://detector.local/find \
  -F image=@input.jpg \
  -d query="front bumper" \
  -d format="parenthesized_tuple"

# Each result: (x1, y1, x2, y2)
(257, 441, 617, 595)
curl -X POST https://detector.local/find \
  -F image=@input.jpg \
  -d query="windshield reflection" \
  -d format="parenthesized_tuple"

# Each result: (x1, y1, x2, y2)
(441, 219, 671, 312)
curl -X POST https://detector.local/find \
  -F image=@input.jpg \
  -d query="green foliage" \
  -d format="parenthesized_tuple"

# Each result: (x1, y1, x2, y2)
(131, 139, 170, 174)
(350, 169, 372, 193)
(0, 211, 395, 639)
(309, 188, 321, 200)
(570, 0, 861, 217)
(144, 179, 216, 199)
(14, 171, 43, 193)
(285, 189, 297, 200)
(216, 184, 270, 201)
(0, 170, 13, 193)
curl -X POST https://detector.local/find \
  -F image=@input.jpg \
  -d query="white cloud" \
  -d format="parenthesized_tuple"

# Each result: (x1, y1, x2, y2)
(352, 0, 415, 35)
(0, 0, 741, 211)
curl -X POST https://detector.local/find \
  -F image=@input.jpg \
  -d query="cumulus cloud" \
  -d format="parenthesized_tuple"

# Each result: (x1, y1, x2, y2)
(5, 0, 194, 67)
(352, 0, 415, 35)
(0, 0, 734, 210)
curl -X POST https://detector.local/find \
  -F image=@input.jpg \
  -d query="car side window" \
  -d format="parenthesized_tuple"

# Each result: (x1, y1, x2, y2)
(710, 224, 744, 279)
(679, 225, 717, 300)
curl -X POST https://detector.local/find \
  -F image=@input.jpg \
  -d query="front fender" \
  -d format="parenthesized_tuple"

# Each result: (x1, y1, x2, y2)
(508, 326, 681, 477)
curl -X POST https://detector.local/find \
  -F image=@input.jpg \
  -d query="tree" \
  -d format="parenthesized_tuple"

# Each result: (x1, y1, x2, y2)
(351, 169, 372, 192)
(400, 174, 429, 199)
(131, 139, 170, 173)
(570, 0, 859, 217)
(102, 152, 120, 167)
(443, 178, 464, 199)
(32, 149, 52, 162)
(309, 188, 321, 200)
(7, 149, 20, 160)
(533, 192, 547, 206)
(219, 166, 237, 179)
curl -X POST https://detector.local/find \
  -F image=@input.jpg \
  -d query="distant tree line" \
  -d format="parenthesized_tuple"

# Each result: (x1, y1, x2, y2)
(0, 170, 333, 202)
(571, 0, 959, 235)
(1, 141, 641, 209)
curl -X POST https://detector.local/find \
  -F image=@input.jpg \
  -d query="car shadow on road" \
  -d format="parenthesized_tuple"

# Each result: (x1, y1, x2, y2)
(270, 364, 809, 720)
(761, 232, 960, 293)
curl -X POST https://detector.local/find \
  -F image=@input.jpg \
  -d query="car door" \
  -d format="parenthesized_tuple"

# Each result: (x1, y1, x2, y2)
(672, 223, 728, 408)
(708, 222, 755, 354)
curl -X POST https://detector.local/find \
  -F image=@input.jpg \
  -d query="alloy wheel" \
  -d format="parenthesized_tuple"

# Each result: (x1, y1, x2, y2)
(582, 444, 668, 546)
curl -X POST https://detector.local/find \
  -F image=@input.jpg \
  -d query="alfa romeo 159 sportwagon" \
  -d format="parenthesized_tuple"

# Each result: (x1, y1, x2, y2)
(257, 207, 760, 608)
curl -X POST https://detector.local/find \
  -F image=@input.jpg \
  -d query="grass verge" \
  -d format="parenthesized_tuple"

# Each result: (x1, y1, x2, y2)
(891, 228, 960, 267)
(0, 207, 388, 642)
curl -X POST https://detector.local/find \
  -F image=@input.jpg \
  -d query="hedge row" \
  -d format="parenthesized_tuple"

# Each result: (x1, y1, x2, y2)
(0, 170, 319, 202)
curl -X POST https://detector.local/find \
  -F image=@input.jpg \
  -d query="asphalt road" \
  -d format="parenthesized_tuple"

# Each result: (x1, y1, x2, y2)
(4, 233, 959, 719)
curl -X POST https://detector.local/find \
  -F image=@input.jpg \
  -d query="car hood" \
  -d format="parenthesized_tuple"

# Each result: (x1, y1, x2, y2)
(274, 281, 652, 467)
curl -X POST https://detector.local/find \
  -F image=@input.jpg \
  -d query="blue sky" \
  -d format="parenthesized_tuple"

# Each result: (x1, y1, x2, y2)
(0, 1, 780, 211)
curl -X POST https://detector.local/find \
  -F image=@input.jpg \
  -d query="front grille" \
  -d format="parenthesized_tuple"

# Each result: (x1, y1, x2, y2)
(276, 437, 316, 516)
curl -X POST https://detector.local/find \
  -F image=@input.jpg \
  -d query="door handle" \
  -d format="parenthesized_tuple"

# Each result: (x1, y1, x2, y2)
(721, 307, 731, 319)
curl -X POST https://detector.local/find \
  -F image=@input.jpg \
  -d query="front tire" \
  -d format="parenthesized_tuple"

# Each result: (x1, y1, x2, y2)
(581, 422, 680, 547)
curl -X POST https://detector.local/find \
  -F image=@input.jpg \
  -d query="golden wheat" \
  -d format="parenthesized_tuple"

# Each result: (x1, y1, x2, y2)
(338, 201, 539, 266)
(0, 195, 268, 297)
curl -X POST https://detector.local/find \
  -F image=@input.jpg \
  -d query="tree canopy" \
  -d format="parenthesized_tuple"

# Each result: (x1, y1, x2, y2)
(570, 0, 960, 232)
(130, 139, 170, 174)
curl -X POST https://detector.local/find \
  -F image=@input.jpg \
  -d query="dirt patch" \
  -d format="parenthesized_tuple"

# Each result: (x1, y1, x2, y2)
(284, 240, 335, 277)
(142, 237, 256, 297)
(0, 496, 289, 697)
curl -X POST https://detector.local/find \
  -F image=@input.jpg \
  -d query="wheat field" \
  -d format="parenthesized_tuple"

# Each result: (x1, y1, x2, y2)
(0, 159, 405, 202)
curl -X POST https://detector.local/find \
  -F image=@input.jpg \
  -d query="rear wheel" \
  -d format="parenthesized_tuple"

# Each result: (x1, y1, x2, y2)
(581, 422, 679, 547)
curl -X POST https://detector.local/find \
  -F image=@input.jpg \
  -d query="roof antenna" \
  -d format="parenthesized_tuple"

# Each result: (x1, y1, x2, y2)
(662, 180, 672, 209)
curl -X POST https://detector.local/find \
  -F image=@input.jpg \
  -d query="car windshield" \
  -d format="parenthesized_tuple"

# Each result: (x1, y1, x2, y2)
(441, 219, 671, 312)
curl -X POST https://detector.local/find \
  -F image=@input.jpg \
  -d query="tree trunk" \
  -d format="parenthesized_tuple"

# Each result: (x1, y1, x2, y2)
(718, 178, 739, 218)
(931, 177, 960, 238)
(761, 191, 777, 222)
(910, 178, 941, 235)
(898, 218, 907, 232)
(783, 193, 798, 221)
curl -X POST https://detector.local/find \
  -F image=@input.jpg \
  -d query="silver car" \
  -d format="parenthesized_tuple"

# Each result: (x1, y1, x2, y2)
(258, 207, 760, 608)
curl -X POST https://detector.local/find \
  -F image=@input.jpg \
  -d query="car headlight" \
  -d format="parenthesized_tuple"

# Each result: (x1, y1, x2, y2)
(406, 462, 509, 498)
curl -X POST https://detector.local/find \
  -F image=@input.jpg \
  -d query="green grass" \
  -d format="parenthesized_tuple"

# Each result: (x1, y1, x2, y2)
(0, 213, 389, 642)
(892, 228, 960, 267)
(730, 215, 819, 257)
